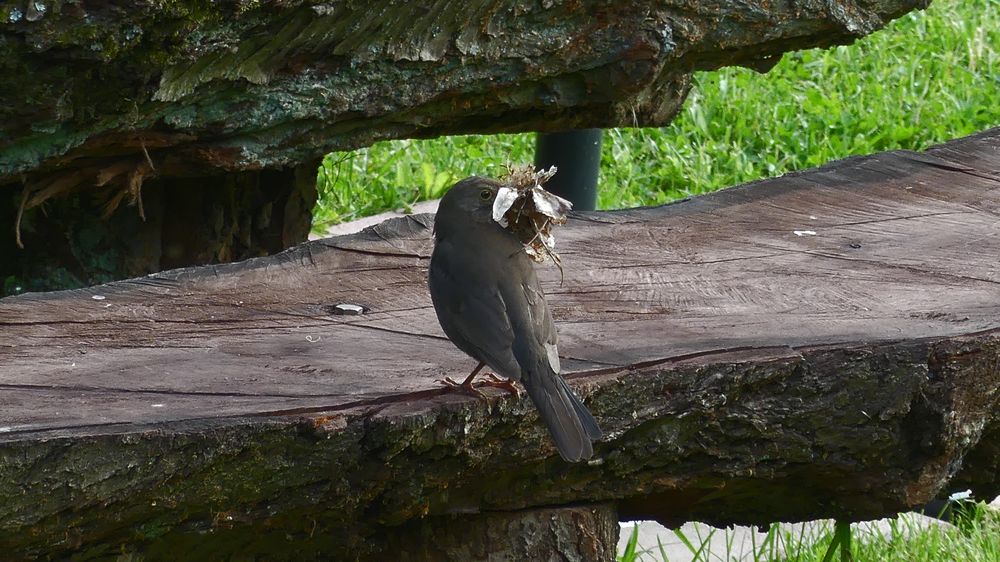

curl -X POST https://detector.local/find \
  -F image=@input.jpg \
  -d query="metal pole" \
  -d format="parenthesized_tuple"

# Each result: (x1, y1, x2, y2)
(533, 129, 603, 212)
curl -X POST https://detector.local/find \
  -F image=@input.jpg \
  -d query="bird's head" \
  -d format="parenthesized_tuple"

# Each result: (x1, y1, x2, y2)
(433, 176, 503, 239)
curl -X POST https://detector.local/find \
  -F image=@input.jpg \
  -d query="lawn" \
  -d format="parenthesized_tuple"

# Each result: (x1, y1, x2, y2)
(312, 0, 999, 232)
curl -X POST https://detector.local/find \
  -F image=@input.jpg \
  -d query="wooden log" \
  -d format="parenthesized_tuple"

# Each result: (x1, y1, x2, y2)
(386, 504, 619, 562)
(0, 0, 926, 183)
(1, 128, 999, 559)
(0, 159, 319, 293)
(0, 0, 929, 289)
(950, 416, 1000, 501)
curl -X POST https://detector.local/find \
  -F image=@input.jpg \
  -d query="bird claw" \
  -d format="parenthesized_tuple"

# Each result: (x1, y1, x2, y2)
(439, 376, 488, 401)
(439, 372, 521, 400)
(479, 373, 522, 398)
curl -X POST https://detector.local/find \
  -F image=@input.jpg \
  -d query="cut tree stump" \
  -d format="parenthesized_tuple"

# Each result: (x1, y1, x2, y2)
(1, 0, 929, 288)
(2, 128, 999, 559)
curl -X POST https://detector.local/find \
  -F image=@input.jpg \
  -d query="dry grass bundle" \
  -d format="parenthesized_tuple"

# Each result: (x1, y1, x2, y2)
(492, 165, 572, 265)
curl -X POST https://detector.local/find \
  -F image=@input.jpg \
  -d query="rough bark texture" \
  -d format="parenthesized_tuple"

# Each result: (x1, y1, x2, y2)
(387, 504, 619, 562)
(950, 417, 1000, 501)
(0, 0, 929, 289)
(1, 129, 998, 559)
(0, 0, 927, 182)
(0, 158, 318, 292)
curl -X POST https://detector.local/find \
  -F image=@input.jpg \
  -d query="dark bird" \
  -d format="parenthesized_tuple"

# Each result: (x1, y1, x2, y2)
(428, 176, 602, 462)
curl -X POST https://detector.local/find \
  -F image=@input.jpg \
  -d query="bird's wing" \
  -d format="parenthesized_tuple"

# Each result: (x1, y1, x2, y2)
(521, 281, 561, 372)
(502, 270, 603, 461)
(428, 244, 521, 379)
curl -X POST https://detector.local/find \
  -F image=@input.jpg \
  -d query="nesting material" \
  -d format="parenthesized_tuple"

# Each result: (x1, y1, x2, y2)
(492, 165, 572, 264)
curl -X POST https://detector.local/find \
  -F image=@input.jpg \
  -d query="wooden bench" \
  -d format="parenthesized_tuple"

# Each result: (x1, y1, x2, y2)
(3, 128, 998, 559)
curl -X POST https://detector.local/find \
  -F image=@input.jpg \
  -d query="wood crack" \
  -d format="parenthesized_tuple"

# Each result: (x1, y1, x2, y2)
(759, 243, 1000, 287)
(0, 383, 348, 399)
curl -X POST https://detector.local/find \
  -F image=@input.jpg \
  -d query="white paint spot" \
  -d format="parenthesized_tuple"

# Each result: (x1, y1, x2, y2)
(92, 295, 106, 301)
(949, 489, 972, 501)
(151, 404, 165, 408)
(793, 230, 817, 236)
(332, 303, 364, 315)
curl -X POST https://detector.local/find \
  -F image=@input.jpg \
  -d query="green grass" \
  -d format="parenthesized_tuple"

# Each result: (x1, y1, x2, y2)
(618, 501, 1000, 562)
(312, 0, 999, 233)
(314, 133, 537, 227)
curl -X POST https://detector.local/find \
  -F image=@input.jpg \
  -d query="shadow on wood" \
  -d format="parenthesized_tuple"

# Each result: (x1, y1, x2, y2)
(2, 0, 927, 181)
(0, 161, 319, 292)
(0, 0, 930, 289)
(1, 129, 999, 559)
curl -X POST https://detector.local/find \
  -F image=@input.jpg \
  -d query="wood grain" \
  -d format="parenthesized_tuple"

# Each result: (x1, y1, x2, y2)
(1, 129, 999, 559)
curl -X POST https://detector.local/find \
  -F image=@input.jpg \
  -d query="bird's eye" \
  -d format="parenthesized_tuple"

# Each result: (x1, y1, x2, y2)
(479, 189, 493, 201)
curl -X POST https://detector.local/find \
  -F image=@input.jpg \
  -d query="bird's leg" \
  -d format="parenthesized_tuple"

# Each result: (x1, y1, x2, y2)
(479, 372, 522, 398)
(441, 362, 488, 399)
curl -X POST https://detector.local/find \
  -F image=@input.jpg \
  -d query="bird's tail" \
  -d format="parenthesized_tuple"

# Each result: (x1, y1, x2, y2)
(523, 371, 602, 462)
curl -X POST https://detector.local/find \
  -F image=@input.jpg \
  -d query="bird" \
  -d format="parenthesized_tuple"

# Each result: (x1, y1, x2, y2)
(428, 176, 602, 462)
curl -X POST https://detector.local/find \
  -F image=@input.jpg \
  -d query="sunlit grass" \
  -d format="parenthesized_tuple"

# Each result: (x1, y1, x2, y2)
(313, 0, 999, 232)
(618, 502, 1000, 562)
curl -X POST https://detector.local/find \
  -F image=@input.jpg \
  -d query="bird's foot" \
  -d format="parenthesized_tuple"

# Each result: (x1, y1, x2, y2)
(440, 376, 488, 400)
(479, 373, 522, 398)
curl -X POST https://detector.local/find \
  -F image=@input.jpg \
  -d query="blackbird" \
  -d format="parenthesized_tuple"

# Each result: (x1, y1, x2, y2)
(428, 176, 602, 462)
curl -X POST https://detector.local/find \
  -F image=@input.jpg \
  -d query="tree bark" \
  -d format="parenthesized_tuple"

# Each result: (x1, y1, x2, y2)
(386, 504, 619, 562)
(0, 159, 318, 293)
(0, 0, 927, 182)
(0, 0, 929, 288)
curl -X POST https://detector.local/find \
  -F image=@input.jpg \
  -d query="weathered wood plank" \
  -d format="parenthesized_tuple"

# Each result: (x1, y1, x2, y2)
(1, 128, 999, 559)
